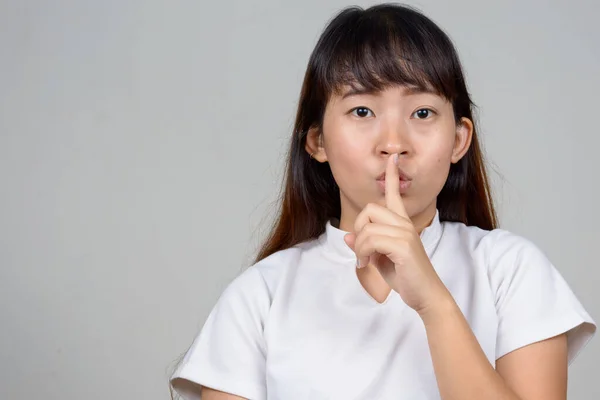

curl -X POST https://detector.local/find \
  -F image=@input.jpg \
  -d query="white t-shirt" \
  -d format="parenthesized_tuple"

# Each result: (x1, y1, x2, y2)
(171, 210, 596, 400)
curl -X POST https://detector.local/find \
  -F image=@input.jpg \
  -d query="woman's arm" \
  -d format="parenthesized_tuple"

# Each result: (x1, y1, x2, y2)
(420, 296, 568, 400)
(496, 335, 567, 400)
(201, 387, 248, 400)
(171, 379, 248, 400)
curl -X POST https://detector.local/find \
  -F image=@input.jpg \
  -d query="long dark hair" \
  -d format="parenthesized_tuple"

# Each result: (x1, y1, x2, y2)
(254, 3, 498, 263)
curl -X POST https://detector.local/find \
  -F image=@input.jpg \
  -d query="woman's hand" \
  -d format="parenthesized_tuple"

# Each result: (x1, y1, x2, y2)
(343, 154, 450, 315)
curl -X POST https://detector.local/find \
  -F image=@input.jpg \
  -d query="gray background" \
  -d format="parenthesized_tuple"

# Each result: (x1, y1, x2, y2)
(1, 0, 598, 399)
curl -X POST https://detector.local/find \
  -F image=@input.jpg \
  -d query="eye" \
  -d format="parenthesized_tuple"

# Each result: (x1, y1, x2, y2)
(350, 107, 374, 118)
(412, 108, 435, 120)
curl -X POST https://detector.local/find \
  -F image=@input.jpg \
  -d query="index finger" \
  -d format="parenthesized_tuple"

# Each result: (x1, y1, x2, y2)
(385, 153, 408, 218)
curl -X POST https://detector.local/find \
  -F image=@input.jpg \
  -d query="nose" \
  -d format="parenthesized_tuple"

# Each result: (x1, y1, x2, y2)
(375, 120, 411, 158)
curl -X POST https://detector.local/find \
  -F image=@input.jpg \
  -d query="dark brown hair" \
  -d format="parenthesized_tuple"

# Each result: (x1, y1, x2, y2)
(254, 3, 498, 263)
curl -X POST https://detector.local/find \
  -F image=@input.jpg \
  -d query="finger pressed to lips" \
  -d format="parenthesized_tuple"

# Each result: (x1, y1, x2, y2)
(385, 154, 408, 218)
(376, 178, 412, 195)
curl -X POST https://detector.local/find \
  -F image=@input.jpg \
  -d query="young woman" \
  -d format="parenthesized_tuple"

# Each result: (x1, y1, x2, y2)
(170, 3, 596, 400)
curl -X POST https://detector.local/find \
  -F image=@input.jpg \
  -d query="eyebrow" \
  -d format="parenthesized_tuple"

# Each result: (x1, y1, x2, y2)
(340, 85, 437, 100)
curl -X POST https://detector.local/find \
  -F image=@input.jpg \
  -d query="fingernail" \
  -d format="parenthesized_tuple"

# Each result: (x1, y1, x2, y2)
(356, 258, 361, 269)
(393, 153, 399, 165)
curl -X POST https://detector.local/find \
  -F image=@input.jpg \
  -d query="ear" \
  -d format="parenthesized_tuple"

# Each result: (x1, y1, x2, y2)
(304, 126, 328, 162)
(451, 117, 474, 164)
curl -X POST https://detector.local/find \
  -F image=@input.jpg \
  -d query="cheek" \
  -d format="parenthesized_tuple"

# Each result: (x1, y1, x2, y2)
(324, 120, 369, 168)
(323, 120, 370, 177)
(421, 140, 455, 184)
(326, 139, 365, 188)
(434, 151, 453, 168)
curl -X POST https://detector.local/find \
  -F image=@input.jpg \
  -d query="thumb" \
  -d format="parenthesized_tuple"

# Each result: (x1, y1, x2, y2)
(344, 232, 356, 250)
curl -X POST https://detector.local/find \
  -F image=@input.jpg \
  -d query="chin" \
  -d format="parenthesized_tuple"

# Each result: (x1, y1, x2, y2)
(410, 199, 438, 217)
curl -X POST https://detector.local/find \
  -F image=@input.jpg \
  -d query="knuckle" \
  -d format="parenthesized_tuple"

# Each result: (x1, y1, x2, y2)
(392, 214, 405, 226)
(364, 203, 376, 213)
(363, 222, 376, 234)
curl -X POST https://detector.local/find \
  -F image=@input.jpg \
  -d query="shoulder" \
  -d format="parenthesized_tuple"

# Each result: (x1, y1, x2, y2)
(479, 228, 552, 277)
(224, 239, 319, 305)
(447, 227, 598, 364)
(440, 220, 547, 271)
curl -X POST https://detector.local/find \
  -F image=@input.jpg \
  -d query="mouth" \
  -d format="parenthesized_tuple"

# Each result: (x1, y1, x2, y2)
(376, 178, 412, 193)
(375, 169, 412, 182)
(376, 169, 413, 193)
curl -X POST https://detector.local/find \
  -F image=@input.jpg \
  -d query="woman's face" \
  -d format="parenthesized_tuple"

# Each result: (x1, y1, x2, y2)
(306, 84, 472, 231)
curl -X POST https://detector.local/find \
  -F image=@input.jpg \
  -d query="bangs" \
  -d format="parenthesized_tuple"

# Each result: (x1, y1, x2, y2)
(317, 6, 460, 101)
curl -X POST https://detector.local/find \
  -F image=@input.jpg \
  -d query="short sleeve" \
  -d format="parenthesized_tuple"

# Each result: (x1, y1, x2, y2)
(488, 230, 596, 363)
(170, 266, 271, 400)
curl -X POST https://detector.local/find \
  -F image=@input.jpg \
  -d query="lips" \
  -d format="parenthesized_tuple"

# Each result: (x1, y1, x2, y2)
(375, 170, 412, 182)
(375, 168, 413, 194)
(375, 176, 412, 193)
